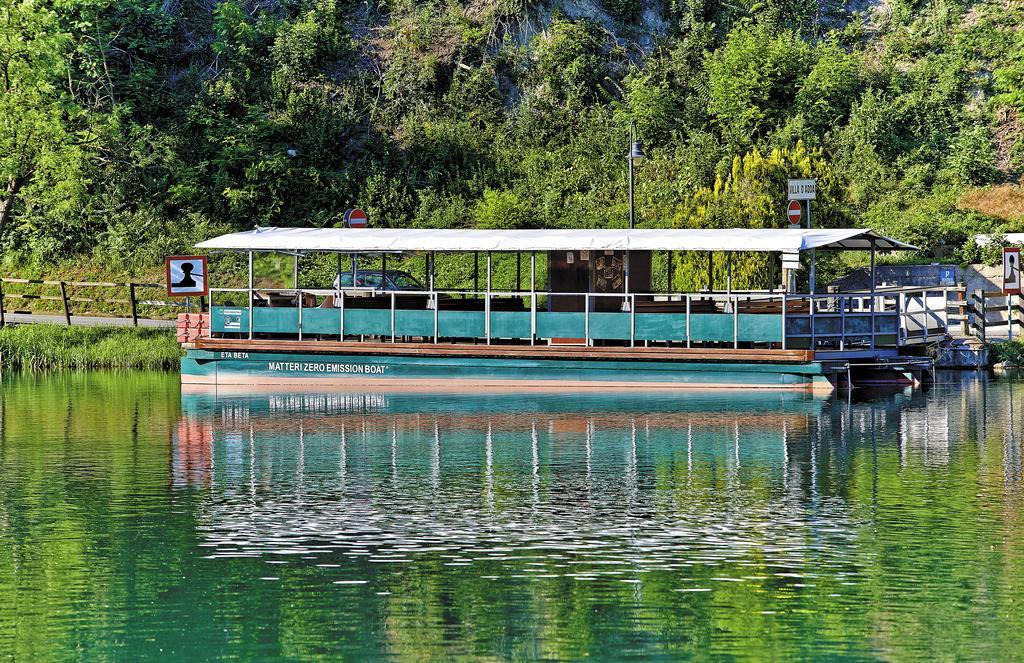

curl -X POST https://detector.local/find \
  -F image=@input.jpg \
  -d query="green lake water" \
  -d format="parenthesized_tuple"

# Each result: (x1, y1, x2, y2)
(2, 371, 1024, 660)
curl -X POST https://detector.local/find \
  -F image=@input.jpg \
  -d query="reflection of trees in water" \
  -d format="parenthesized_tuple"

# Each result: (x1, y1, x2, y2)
(2, 374, 1024, 658)
(166, 382, 1024, 659)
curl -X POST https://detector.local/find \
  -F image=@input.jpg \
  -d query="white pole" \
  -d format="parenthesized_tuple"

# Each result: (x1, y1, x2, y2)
(530, 252, 536, 345)
(486, 252, 491, 345)
(870, 243, 876, 351)
(247, 251, 253, 340)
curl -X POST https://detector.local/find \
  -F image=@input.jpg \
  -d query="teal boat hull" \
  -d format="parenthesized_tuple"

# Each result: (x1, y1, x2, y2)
(181, 348, 837, 392)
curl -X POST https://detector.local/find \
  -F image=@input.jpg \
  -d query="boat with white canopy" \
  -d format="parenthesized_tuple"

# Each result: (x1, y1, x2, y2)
(179, 227, 945, 391)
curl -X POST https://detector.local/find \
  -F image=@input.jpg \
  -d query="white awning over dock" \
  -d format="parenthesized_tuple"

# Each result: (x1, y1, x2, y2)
(196, 227, 916, 254)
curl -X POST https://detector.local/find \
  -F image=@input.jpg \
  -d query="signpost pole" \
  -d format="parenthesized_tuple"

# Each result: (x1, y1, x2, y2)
(788, 179, 817, 295)
(1003, 247, 1022, 339)
(808, 197, 815, 294)
(1009, 295, 1014, 342)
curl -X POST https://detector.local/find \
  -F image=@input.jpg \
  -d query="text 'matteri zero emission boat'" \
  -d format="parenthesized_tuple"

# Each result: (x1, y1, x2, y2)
(179, 227, 950, 392)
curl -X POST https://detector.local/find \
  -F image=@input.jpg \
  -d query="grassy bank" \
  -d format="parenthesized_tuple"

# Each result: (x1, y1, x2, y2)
(0, 325, 181, 371)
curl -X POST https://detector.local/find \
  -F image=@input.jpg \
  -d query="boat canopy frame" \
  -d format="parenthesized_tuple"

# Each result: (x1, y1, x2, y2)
(197, 227, 917, 254)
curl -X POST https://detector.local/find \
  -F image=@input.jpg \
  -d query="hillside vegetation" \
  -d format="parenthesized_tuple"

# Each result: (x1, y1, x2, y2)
(2, 0, 1024, 281)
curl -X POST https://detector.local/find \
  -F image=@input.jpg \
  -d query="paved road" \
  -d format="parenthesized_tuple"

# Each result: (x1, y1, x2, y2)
(3, 312, 175, 328)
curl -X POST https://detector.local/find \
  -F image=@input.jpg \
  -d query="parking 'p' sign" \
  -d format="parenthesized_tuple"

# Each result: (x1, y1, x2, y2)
(166, 255, 209, 297)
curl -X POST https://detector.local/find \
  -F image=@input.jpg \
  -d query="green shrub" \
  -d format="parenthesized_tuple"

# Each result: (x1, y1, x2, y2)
(990, 340, 1024, 367)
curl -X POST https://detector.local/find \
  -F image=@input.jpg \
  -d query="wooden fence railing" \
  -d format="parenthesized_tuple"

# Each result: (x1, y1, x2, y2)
(950, 289, 1024, 342)
(0, 278, 204, 327)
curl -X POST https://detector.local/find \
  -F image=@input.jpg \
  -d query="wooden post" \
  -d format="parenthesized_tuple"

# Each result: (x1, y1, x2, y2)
(0, 279, 6, 327)
(59, 281, 71, 325)
(979, 290, 987, 344)
(129, 283, 138, 327)
(958, 289, 968, 336)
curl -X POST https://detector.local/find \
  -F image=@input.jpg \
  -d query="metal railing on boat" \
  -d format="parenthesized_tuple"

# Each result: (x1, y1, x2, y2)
(206, 285, 952, 353)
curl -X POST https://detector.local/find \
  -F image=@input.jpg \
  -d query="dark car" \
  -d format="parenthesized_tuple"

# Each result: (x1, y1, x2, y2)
(333, 269, 424, 291)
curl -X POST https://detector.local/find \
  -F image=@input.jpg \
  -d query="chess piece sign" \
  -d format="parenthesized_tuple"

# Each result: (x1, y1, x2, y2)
(166, 256, 209, 297)
(1004, 247, 1021, 295)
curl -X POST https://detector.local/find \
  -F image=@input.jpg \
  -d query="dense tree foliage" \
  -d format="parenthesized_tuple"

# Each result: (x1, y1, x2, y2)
(1, 0, 1023, 272)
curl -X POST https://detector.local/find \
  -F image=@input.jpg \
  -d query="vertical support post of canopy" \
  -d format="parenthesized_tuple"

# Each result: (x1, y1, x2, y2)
(869, 242, 876, 352)
(624, 250, 631, 312)
(247, 250, 254, 340)
(530, 252, 536, 346)
(781, 293, 787, 350)
(485, 252, 492, 345)
(685, 295, 691, 348)
(336, 254, 342, 294)
(840, 296, 846, 351)
(352, 253, 358, 284)
(733, 295, 739, 349)
(726, 253, 732, 294)
(294, 252, 302, 340)
(808, 199, 816, 294)
(809, 250, 816, 295)
(584, 292, 590, 346)
(629, 294, 636, 346)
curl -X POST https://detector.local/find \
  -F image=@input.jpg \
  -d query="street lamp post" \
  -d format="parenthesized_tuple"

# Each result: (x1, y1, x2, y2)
(628, 121, 645, 230)
(623, 122, 645, 313)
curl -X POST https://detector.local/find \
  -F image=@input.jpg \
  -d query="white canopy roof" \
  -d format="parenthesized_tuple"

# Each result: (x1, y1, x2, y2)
(196, 227, 916, 253)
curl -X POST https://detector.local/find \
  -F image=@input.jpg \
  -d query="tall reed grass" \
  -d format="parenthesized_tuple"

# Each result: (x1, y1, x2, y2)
(0, 325, 181, 370)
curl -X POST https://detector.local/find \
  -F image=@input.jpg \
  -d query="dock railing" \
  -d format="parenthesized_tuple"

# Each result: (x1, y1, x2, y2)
(206, 284, 949, 353)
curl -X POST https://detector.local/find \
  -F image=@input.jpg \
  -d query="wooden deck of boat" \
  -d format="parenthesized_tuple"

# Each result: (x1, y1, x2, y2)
(194, 338, 815, 363)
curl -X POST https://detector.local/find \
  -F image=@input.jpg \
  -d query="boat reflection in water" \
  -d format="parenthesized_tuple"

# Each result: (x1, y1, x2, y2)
(165, 374, 1024, 658)
(175, 388, 846, 572)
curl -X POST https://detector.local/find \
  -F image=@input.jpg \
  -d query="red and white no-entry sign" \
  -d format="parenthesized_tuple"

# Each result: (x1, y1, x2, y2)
(345, 208, 368, 228)
(787, 200, 802, 227)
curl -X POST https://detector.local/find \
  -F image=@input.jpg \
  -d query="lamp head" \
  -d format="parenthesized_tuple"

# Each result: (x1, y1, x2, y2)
(629, 141, 645, 161)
